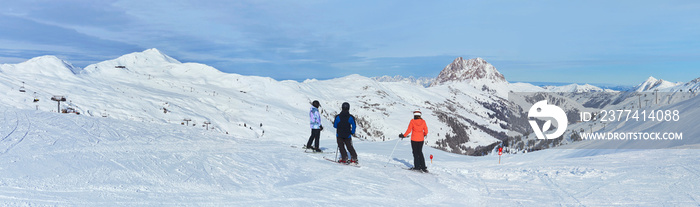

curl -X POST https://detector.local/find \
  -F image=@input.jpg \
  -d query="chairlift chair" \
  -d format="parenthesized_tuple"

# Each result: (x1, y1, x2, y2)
(19, 82, 26, 92)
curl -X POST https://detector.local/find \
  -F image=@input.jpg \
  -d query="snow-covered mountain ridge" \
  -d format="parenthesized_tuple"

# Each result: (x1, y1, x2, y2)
(3, 49, 527, 156)
(2, 49, 699, 156)
(371, 75, 434, 87)
(633, 76, 681, 92)
(542, 84, 616, 93)
(0, 55, 81, 77)
(2, 51, 700, 206)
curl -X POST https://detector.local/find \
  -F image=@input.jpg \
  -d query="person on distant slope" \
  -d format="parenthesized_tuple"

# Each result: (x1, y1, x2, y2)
(334, 102, 358, 164)
(305, 100, 323, 152)
(399, 110, 429, 173)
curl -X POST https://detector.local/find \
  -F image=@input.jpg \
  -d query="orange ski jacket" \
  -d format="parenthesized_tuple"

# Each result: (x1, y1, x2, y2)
(403, 118, 428, 142)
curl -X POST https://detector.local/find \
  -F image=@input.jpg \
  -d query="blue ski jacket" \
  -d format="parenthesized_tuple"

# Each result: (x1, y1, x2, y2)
(333, 111, 356, 139)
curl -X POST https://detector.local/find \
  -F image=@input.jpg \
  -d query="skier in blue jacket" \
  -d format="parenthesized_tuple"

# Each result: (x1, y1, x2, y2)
(305, 100, 323, 152)
(334, 102, 357, 163)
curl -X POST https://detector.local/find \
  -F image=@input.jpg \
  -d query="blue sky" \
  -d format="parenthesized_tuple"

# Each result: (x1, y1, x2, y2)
(1, 1, 699, 85)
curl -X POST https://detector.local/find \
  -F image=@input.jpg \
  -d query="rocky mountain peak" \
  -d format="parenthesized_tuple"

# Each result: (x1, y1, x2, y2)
(430, 57, 506, 87)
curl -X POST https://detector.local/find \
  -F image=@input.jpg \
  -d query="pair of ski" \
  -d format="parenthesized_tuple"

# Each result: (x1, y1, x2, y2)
(403, 168, 430, 174)
(323, 157, 360, 168)
(291, 145, 333, 154)
(322, 157, 428, 173)
(293, 145, 360, 168)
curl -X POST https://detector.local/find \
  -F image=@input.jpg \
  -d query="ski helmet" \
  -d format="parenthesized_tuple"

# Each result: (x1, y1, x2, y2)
(312, 100, 320, 108)
(413, 110, 422, 116)
(341, 102, 350, 111)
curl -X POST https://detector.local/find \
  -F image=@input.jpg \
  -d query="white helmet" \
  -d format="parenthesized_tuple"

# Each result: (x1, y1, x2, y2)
(413, 110, 422, 116)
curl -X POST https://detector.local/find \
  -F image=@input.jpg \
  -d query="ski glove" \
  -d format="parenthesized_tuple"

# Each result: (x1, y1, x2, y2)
(398, 133, 405, 139)
(320, 125, 324, 131)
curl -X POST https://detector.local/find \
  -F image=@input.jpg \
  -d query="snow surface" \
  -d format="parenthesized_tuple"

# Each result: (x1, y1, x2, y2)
(1, 49, 700, 205)
(372, 75, 434, 87)
(634, 76, 681, 92)
(543, 84, 616, 93)
(0, 106, 699, 206)
(0, 49, 546, 155)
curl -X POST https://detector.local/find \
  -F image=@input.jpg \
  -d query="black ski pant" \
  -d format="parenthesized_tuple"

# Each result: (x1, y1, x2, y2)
(337, 137, 357, 161)
(306, 129, 321, 149)
(411, 141, 426, 170)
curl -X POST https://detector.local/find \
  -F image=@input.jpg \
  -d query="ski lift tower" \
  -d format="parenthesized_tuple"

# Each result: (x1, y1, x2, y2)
(204, 121, 211, 130)
(654, 89, 659, 105)
(183, 118, 192, 126)
(51, 96, 66, 113)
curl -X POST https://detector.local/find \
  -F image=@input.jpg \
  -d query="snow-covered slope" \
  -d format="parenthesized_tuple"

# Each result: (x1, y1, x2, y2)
(1, 50, 697, 157)
(0, 51, 546, 156)
(1, 49, 700, 205)
(0, 56, 81, 78)
(633, 76, 680, 92)
(544, 83, 615, 93)
(0, 106, 698, 205)
(659, 77, 700, 96)
(372, 75, 434, 87)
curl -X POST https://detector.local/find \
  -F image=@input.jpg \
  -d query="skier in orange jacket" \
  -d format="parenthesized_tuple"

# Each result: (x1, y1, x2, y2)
(399, 110, 428, 173)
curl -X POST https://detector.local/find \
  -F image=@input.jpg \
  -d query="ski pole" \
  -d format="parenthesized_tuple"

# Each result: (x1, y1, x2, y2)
(335, 145, 339, 162)
(384, 137, 401, 167)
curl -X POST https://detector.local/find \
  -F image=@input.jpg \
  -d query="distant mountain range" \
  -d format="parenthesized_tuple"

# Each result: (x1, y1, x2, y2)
(374, 71, 695, 94)
(1, 49, 698, 156)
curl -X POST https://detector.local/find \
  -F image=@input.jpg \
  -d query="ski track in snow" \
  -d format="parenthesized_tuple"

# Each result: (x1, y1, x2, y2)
(0, 111, 30, 156)
(0, 107, 698, 206)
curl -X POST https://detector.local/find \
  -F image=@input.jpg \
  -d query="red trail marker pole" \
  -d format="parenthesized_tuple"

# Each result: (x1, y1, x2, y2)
(498, 147, 503, 164)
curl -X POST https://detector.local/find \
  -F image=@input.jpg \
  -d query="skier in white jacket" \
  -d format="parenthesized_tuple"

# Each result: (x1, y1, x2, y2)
(305, 100, 323, 152)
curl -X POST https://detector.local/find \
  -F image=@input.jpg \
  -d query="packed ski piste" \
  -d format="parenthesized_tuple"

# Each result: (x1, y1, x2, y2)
(0, 49, 699, 206)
